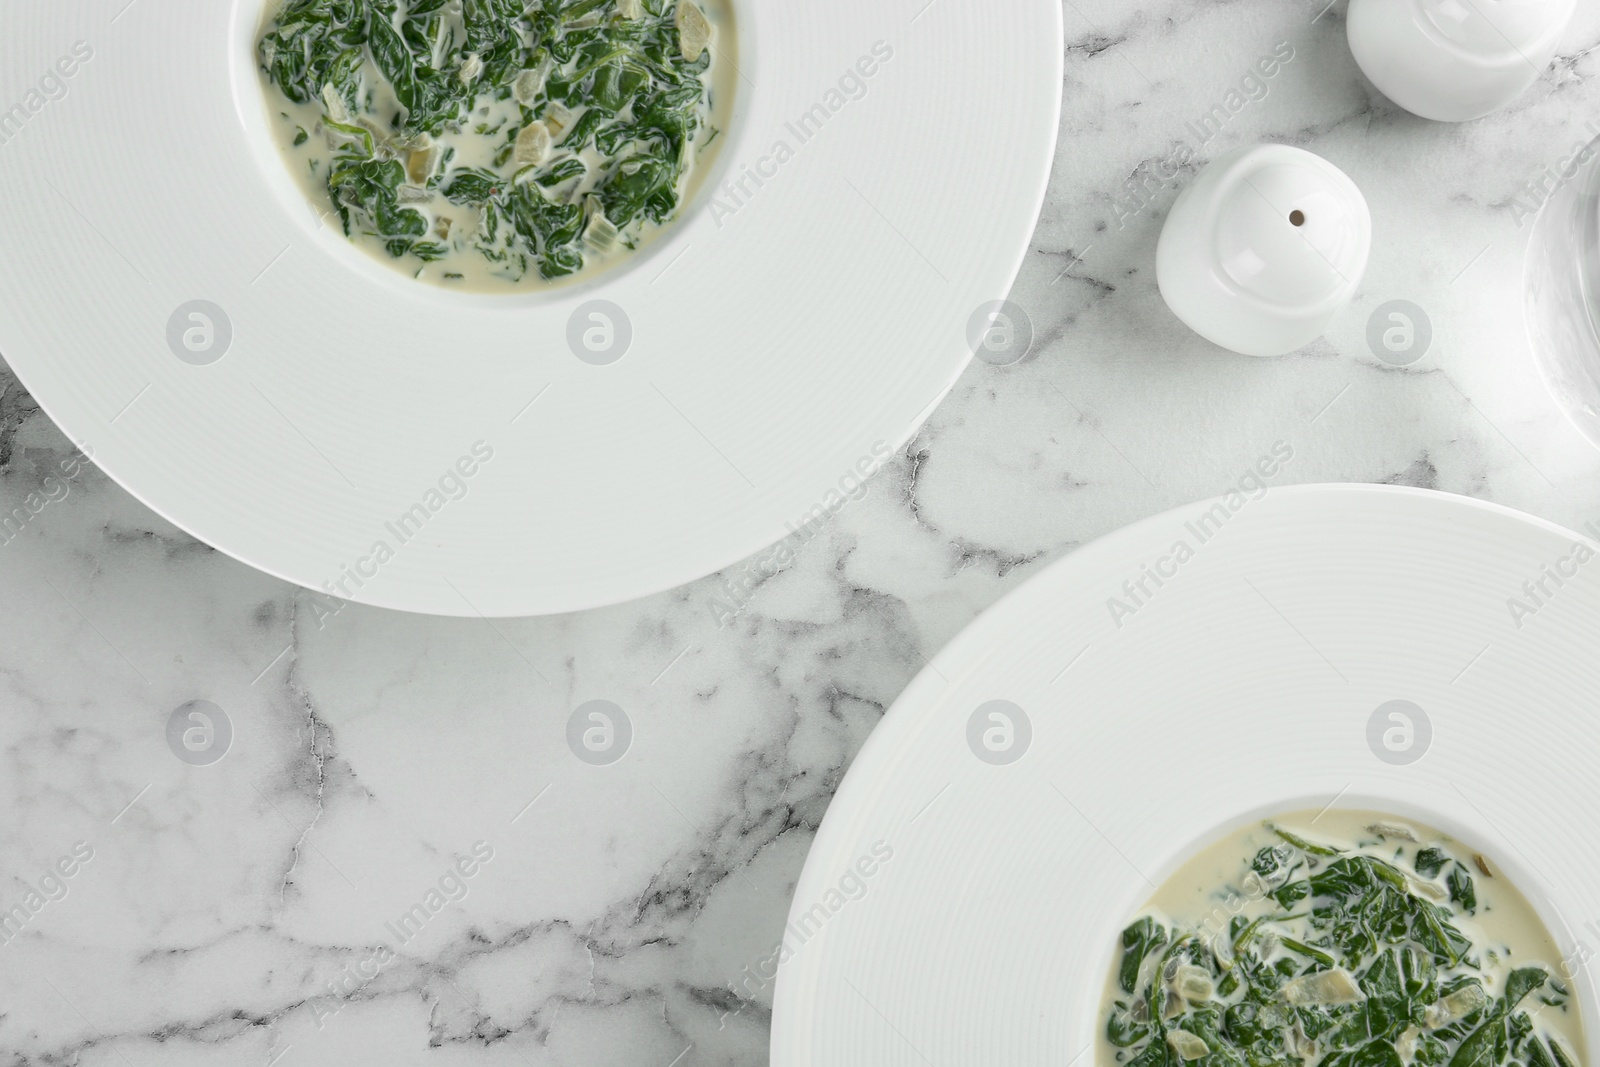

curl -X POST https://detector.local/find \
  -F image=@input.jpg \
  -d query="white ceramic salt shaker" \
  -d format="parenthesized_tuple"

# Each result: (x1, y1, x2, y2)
(1156, 144, 1371, 358)
(1347, 0, 1575, 123)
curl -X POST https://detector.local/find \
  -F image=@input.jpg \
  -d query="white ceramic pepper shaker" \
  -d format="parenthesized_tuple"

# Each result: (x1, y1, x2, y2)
(1347, 0, 1575, 123)
(1157, 144, 1371, 358)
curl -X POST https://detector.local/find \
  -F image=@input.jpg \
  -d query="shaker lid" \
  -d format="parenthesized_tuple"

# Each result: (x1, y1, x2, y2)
(1211, 150, 1370, 309)
(1412, 0, 1575, 58)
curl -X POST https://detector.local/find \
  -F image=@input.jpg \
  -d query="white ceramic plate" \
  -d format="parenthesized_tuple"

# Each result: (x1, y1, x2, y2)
(770, 484, 1600, 1066)
(0, 0, 1061, 615)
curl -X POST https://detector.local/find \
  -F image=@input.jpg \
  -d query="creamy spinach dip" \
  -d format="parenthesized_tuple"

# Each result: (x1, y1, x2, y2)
(1102, 811, 1585, 1067)
(256, 0, 733, 288)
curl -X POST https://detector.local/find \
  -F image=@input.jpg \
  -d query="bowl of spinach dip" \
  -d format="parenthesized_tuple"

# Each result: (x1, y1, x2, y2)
(255, 0, 734, 288)
(1102, 810, 1585, 1067)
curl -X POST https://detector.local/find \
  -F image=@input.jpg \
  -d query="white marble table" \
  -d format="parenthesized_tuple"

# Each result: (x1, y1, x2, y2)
(4, 2, 1600, 1064)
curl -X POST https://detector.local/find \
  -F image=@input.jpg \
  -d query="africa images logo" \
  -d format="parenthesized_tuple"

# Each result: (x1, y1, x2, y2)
(706, 42, 895, 227)
(0, 842, 94, 947)
(0, 41, 94, 148)
(312, 441, 495, 625)
(1505, 523, 1600, 630)
(1106, 442, 1294, 628)
(312, 842, 495, 1028)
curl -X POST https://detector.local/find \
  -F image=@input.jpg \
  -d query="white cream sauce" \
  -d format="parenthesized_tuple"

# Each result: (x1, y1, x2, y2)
(1099, 809, 1586, 1067)
(256, 0, 736, 291)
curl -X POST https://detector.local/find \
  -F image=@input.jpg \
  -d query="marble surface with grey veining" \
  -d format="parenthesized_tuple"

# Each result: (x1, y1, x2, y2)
(5, 1, 1600, 1064)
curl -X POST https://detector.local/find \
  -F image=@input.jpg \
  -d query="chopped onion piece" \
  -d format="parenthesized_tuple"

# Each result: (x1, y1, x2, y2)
(515, 122, 552, 166)
(1168, 1031, 1209, 1061)
(320, 83, 348, 123)
(1175, 966, 1215, 1002)
(1424, 984, 1487, 1028)
(1368, 822, 1418, 841)
(1407, 875, 1448, 902)
(676, 1, 712, 62)
(513, 67, 545, 106)
(543, 101, 573, 135)
(407, 145, 441, 184)
(1281, 968, 1364, 1006)
(585, 196, 620, 253)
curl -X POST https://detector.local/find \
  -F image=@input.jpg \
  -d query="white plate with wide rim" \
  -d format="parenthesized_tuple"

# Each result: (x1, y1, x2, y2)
(0, 0, 1061, 615)
(770, 484, 1600, 1066)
